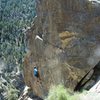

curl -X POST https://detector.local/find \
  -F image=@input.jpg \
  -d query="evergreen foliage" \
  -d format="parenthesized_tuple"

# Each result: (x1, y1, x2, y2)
(0, 0, 36, 70)
(45, 85, 79, 100)
(6, 83, 19, 100)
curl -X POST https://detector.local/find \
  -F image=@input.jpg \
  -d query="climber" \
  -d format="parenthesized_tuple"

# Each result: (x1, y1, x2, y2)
(33, 66, 39, 78)
(33, 66, 42, 83)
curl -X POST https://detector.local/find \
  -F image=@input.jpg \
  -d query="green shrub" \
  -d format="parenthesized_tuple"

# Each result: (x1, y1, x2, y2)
(45, 85, 100, 100)
(45, 85, 80, 100)
(6, 84, 19, 100)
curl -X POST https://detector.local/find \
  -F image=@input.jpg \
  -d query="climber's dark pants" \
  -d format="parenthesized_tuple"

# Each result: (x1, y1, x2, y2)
(35, 73, 39, 78)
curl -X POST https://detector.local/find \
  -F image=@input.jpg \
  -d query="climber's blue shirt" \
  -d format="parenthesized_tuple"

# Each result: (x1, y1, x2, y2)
(34, 68, 38, 77)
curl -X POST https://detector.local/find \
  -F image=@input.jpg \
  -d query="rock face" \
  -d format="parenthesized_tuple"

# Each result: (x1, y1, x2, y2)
(24, 0, 100, 97)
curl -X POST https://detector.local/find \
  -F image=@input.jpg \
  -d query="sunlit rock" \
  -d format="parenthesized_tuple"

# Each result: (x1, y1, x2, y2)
(24, 0, 100, 97)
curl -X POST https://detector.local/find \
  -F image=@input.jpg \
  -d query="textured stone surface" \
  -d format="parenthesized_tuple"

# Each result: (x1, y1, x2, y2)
(24, 0, 100, 97)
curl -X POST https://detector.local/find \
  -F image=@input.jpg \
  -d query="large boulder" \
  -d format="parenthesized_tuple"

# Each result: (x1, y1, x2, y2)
(24, 0, 100, 97)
